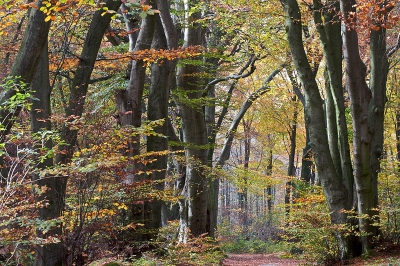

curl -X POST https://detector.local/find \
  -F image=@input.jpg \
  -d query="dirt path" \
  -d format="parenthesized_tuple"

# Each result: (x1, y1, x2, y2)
(222, 253, 305, 266)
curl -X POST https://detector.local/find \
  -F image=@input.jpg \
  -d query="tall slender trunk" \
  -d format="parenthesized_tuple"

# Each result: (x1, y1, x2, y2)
(285, 102, 297, 224)
(266, 150, 273, 223)
(30, 41, 63, 266)
(176, 0, 209, 242)
(115, 1, 156, 241)
(340, 0, 378, 254)
(144, 14, 172, 240)
(239, 119, 251, 235)
(369, 17, 389, 227)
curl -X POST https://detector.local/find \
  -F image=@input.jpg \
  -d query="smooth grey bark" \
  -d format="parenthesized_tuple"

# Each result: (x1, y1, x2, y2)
(115, 1, 155, 241)
(155, 0, 178, 51)
(156, 0, 181, 226)
(369, 19, 389, 221)
(144, 14, 172, 239)
(280, 0, 355, 259)
(121, 4, 140, 52)
(0, 0, 50, 141)
(30, 42, 63, 266)
(340, 0, 382, 253)
(176, 0, 209, 242)
(314, 0, 354, 196)
(115, 1, 155, 136)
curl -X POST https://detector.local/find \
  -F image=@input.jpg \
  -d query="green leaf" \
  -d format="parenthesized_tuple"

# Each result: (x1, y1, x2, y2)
(139, 12, 147, 19)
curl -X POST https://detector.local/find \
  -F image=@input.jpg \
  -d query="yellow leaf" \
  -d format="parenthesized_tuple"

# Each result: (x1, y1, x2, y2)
(45, 15, 51, 22)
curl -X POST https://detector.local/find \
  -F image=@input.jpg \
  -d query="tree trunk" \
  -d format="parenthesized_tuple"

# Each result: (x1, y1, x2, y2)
(314, 0, 354, 196)
(266, 150, 273, 219)
(285, 102, 297, 224)
(369, 17, 389, 230)
(0, 0, 50, 140)
(239, 119, 251, 236)
(281, 0, 356, 259)
(144, 14, 172, 240)
(56, 0, 121, 165)
(340, 0, 378, 254)
(176, 0, 209, 242)
(30, 41, 63, 266)
(51, 2, 121, 262)
(115, 1, 156, 241)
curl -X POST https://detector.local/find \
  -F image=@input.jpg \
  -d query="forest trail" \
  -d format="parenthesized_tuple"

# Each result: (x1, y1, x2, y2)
(222, 253, 305, 266)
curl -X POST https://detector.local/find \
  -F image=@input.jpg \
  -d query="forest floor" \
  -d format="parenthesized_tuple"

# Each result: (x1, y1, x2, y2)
(222, 253, 304, 265)
(222, 243, 400, 266)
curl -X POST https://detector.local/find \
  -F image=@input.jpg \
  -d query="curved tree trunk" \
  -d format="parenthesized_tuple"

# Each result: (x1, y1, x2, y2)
(56, 0, 121, 165)
(0, 0, 50, 141)
(281, 0, 356, 259)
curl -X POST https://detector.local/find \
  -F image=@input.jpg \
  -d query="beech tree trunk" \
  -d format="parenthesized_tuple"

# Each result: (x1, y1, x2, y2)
(281, 0, 356, 259)
(144, 14, 173, 239)
(0, 0, 50, 141)
(339, 0, 385, 253)
(51, 1, 121, 262)
(115, 0, 156, 241)
(176, 0, 209, 242)
(56, 0, 121, 165)
(0, 3, 53, 262)
(30, 41, 63, 266)
(369, 16, 389, 230)
(314, 0, 354, 202)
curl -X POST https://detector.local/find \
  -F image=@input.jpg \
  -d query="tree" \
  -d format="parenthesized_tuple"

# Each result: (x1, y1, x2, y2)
(0, 0, 50, 142)
(280, 0, 396, 258)
(175, 0, 210, 242)
(35, 0, 121, 263)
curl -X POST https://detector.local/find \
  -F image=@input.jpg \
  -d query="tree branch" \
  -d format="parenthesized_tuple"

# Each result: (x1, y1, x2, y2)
(387, 33, 400, 58)
(202, 55, 258, 97)
(217, 63, 286, 166)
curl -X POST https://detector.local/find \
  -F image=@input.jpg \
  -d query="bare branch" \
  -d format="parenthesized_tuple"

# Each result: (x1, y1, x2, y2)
(217, 63, 286, 166)
(202, 55, 258, 97)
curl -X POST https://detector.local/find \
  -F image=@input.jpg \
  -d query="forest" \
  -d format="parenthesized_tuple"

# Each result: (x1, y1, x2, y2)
(0, 0, 399, 265)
